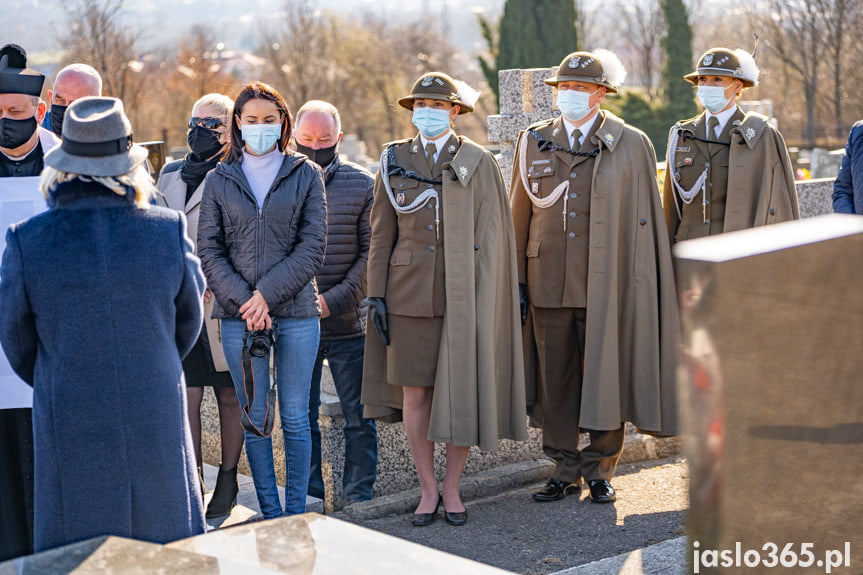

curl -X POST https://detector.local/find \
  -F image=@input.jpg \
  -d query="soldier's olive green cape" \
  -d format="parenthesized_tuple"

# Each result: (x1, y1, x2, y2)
(362, 136, 527, 451)
(513, 111, 682, 436)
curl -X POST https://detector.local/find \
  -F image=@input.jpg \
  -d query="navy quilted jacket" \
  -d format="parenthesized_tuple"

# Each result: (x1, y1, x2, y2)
(318, 155, 373, 339)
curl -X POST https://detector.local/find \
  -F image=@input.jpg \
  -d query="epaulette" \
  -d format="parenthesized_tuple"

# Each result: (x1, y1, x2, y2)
(382, 137, 413, 151)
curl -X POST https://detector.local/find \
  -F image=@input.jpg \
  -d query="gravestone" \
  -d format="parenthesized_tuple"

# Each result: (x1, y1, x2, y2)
(487, 67, 557, 185)
(674, 214, 863, 574)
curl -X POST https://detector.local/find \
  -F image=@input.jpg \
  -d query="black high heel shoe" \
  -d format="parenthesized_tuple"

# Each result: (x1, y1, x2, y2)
(411, 492, 441, 527)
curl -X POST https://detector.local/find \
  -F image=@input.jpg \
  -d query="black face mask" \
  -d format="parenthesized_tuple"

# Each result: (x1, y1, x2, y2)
(187, 126, 224, 160)
(0, 116, 38, 149)
(296, 142, 337, 168)
(49, 104, 68, 136)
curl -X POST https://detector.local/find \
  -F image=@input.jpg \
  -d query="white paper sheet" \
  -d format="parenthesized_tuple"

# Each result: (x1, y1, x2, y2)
(0, 176, 48, 410)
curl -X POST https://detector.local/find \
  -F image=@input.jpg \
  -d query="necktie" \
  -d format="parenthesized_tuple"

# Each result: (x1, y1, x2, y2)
(425, 143, 437, 172)
(707, 116, 720, 140)
(571, 129, 583, 151)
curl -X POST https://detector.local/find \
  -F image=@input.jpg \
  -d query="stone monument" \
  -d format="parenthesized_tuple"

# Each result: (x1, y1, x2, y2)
(674, 214, 863, 574)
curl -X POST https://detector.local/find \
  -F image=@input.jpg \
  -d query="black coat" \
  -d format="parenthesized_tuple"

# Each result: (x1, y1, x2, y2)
(318, 155, 373, 339)
(197, 152, 327, 319)
(0, 180, 206, 551)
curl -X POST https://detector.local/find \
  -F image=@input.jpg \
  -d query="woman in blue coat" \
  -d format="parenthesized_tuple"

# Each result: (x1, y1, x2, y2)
(0, 97, 207, 551)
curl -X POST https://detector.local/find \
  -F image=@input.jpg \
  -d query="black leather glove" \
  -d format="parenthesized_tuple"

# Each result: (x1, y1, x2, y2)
(367, 297, 390, 345)
(518, 283, 528, 325)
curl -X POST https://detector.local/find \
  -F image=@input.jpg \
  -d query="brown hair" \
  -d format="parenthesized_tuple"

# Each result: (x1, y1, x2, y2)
(224, 81, 292, 164)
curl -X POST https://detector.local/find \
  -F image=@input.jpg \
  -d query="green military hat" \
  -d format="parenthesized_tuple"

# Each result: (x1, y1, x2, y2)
(544, 51, 621, 94)
(0, 44, 45, 96)
(397, 72, 474, 114)
(685, 47, 759, 87)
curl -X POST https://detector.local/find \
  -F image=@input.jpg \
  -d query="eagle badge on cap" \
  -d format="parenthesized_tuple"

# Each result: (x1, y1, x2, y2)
(703, 53, 714, 66)
(396, 192, 406, 206)
(569, 56, 580, 68)
(421, 75, 433, 87)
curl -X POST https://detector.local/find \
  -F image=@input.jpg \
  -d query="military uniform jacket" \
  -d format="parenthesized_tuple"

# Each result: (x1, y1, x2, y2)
(363, 133, 527, 450)
(511, 111, 680, 435)
(663, 108, 799, 243)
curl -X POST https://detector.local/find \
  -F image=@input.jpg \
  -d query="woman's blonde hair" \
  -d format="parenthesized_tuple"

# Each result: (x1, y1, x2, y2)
(40, 164, 157, 209)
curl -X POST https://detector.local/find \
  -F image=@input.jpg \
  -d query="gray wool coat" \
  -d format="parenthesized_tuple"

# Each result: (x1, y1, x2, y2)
(0, 179, 206, 552)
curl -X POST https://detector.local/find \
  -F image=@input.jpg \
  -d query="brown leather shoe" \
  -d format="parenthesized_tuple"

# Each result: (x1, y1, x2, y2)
(532, 478, 581, 502)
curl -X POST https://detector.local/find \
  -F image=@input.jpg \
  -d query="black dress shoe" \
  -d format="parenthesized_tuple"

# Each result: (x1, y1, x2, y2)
(411, 493, 441, 527)
(588, 479, 616, 503)
(532, 478, 581, 502)
(442, 498, 468, 526)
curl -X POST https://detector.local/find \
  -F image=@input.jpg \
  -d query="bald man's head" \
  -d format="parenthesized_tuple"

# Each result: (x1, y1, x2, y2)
(47, 64, 102, 135)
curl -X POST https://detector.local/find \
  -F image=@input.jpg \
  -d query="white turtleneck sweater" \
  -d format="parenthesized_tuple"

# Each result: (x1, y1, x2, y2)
(242, 148, 283, 208)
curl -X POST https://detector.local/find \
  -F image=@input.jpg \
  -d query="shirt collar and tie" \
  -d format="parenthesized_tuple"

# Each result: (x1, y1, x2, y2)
(562, 114, 598, 151)
(705, 105, 737, 138)
(420, 131, 452, 170)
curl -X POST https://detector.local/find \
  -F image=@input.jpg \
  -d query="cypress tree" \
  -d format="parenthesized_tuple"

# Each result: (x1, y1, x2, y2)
(660, 0, 697, 128)
(478, 0, 578, 107)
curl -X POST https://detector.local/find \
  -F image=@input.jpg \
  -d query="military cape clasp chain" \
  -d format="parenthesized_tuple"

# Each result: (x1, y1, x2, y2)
(380, 144, 441, 239)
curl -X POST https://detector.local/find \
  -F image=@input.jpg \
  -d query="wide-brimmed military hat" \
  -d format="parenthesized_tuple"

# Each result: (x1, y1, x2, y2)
(397, 72, 473, 114)
(45, 97, 149, 177)
(684, 47, 759, 87)
(0, 44, 45, 96)
(544, 51, 619, 94)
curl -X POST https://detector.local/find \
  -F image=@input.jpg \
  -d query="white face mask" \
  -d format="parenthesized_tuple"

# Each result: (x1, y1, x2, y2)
(556, 89, 599, 122)
(696, 85, 732, 114)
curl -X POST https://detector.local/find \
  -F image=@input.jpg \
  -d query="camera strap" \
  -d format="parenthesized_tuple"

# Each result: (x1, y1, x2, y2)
(240, 331, 276, 438)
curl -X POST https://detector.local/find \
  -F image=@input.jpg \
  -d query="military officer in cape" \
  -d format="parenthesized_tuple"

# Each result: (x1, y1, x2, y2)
(362, 72, 526, 526)
(511, 51, 680, 504)
(663, 46, 799, 243)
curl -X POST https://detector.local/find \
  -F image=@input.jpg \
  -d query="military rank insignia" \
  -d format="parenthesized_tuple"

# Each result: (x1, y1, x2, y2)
(396, 192, 405, 206)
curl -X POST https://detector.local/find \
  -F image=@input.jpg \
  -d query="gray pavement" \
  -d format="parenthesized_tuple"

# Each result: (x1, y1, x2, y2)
(212, 456, 688, 574)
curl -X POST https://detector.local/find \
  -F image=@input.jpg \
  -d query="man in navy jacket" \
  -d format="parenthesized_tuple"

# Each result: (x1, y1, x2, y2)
(833, 121, 863, 215)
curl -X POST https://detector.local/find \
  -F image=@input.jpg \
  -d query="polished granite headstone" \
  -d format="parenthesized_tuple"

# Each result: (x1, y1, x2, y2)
(674, 214, 863, 575)
(0, 514, 513, 574)
(168, 513, 512, 573)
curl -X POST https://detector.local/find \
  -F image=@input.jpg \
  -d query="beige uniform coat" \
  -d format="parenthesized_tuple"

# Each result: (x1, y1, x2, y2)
(157, 166, 228, 371)
(362, 133, 527, 451)
(663, 108, 800, 243)
(511, 111, 680, 435)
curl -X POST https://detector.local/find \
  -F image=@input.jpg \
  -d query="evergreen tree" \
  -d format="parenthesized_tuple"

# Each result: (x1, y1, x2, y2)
(659, 0, 697, 133)
(477, 0, 578, 107)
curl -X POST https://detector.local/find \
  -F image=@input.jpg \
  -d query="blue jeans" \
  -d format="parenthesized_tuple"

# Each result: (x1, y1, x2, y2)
(308, 336, 377, 503)
(221, 317, 319, 518)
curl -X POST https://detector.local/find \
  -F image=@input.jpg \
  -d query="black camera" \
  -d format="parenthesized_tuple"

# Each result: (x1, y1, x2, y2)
(247, 329, 274, 358)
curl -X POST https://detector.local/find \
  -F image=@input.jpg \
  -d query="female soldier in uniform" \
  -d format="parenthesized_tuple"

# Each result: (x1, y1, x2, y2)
(663, 47, 799, 243)
(362, 72, 526, 526)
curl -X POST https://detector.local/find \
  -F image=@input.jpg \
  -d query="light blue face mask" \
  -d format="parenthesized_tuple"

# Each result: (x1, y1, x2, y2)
(412, 107, 451, 139)
(556, 89, 598, 122)
(696, 85, 731, 114)
(241, 123, 281, 155)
